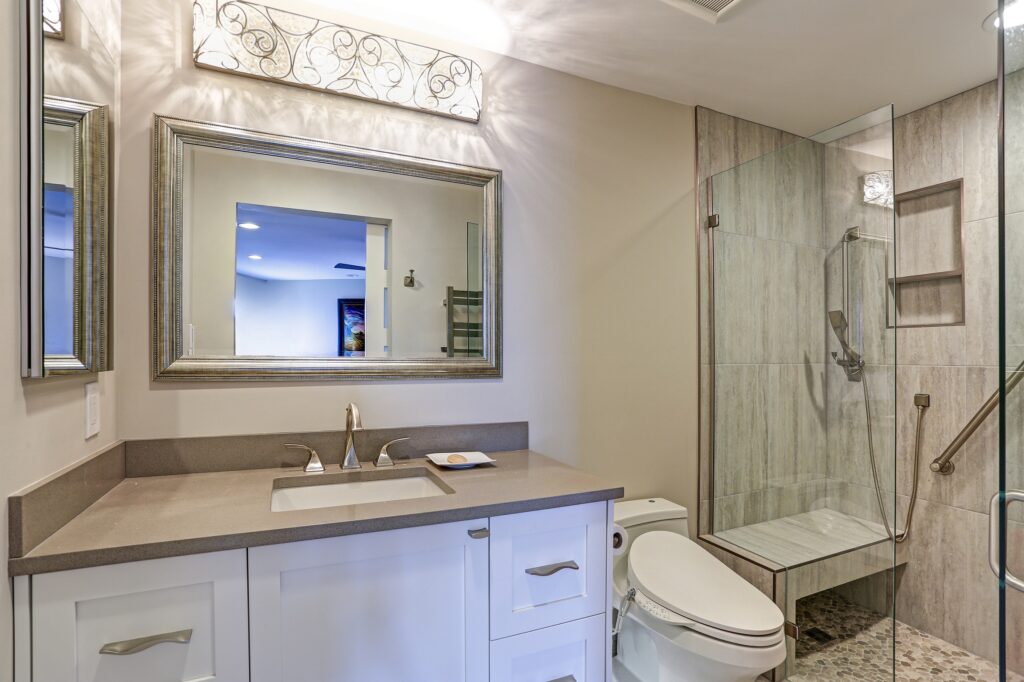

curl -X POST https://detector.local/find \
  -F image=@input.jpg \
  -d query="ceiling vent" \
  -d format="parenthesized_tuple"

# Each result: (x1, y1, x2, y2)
(658, 0, 748, 24)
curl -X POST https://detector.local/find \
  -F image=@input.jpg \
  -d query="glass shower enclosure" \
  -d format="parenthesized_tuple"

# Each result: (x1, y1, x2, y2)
(999, 1, 1024, 675)
(705, 107, 898, 679)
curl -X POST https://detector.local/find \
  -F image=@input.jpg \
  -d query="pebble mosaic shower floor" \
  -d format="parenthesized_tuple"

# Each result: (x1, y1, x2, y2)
(786, 591, 1022, 681)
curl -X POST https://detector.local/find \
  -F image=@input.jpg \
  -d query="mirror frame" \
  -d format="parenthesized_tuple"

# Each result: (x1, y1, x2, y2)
(152, 115, 503, 381)
(20, 92, 112, 374)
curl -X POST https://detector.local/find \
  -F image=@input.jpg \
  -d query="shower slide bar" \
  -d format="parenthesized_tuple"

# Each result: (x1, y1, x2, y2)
(931, 358, 1024, 474)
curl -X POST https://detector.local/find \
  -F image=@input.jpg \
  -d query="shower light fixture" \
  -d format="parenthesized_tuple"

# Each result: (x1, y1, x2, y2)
(862, 171, 894, 209)
(238, 222, 261, 230)
(247, 254, 262, 261)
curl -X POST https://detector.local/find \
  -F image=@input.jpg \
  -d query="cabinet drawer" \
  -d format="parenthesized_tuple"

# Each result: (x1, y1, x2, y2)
(491, 614, 607, 682)
(490, 502, 608, 638)
(32, 550, 249, 682)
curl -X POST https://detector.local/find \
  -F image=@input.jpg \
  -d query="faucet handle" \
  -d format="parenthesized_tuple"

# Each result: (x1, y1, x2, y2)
(284, 443, 325, 473)
(375, 437, 410, 468)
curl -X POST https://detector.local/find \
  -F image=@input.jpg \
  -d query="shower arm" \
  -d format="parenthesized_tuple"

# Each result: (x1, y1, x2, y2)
(931, 358, 1024, 475)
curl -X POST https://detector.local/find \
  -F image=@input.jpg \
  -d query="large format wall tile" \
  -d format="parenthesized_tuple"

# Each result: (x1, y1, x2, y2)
(714, 363, 768, 498)
(964, 218, 999, 367)
(894, 92, 964, 195)
(764, 364, 827, 488)
(962, 81, 998, 223)
(713, 232, 825, 365)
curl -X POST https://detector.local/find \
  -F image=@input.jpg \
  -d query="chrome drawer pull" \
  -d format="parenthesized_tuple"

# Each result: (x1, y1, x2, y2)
(525, 560, 579, 576)
(468, 528, 490, 539)
(548, 676, 577, 682)
(99, 628, 193, 655)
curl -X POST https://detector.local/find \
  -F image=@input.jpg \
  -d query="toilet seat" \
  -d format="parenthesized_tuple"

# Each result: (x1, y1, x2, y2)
(626, 531, 785, 647)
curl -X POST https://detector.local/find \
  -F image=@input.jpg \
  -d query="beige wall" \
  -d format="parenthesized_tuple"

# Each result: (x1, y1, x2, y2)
(0, 0, 121, 679)
(113, 1, 698, 523)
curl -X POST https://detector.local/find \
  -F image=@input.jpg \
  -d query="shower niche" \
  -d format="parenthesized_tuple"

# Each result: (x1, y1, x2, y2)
(887, 178, 965, 328)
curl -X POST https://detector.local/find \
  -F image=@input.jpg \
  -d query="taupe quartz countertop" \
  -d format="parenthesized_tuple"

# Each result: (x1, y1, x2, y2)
(9, 450, 623, 576)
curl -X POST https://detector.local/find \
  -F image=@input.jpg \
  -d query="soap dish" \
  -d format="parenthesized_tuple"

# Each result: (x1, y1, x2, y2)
(426, 451, 496, 469)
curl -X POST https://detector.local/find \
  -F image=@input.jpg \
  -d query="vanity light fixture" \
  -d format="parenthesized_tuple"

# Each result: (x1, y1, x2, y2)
(42, 0, 64, 39)
(238, 222, 261, 230)
(247, 254, 263, 261)
(192, 0, 484, 122)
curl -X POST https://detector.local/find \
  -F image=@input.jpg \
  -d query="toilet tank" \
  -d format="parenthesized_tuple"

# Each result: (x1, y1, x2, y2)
(614, 498, 689, 539)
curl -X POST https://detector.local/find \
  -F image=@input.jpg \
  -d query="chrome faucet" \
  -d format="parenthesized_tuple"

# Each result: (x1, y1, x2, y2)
(342, 403, 363, 470)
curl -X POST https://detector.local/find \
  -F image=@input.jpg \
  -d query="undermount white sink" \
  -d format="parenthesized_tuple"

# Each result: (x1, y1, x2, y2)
(271, 470, 450, 512)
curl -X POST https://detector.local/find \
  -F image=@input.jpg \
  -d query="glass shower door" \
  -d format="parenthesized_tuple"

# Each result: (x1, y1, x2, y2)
(1001, 2, 1024, 676)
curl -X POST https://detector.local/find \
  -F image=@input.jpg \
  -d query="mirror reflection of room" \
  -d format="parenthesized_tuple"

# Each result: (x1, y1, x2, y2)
(42, 123, 75, 357)
(182, 147, 485, 360)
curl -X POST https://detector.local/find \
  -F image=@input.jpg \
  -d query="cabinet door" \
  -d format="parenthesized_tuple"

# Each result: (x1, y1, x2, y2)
(33, 550, 249, 682)
(249, 519, 489, 682)
(490, 502, 608, 638)
(490, 614, 607, 682)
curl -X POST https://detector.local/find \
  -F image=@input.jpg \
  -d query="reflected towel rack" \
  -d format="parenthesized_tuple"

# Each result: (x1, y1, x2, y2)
(931, 359, 1024, 474)
(443, 287, 483, 358)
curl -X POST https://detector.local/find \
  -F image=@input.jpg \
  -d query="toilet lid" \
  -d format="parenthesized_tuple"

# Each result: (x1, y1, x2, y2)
(627, 531, 785, 637)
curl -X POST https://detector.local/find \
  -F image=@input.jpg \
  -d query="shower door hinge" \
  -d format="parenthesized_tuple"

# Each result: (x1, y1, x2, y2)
(707, 213, 720, 229)
(785, 621, 800, 640)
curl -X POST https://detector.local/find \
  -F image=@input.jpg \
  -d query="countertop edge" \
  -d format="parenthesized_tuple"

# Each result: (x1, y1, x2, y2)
(8, 486, 623, 576)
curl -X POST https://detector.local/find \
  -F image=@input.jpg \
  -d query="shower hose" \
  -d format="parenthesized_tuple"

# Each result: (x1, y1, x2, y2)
(861, 374, 928, 544)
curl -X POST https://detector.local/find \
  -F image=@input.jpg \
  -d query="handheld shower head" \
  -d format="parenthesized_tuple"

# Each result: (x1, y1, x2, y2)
(828, 310, 862, 365)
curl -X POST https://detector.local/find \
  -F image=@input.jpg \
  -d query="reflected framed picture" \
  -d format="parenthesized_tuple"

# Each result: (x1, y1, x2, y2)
(338, 299, 365, 357)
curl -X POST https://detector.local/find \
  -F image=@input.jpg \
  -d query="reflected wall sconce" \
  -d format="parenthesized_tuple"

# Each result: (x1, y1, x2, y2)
(191, 0, 484, 122)
(43, 0, 64, 39)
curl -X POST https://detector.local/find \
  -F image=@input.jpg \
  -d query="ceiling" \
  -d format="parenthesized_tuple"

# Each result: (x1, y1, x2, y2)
(235, 204, 368, 281)
(332, 0, 1000, 136)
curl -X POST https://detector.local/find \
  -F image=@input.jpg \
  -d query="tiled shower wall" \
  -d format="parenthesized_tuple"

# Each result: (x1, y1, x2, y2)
(881, 80, 1024, 670)
(695, 109, 830, 535)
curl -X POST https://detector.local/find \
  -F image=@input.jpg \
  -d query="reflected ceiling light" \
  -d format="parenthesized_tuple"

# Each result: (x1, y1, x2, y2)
(311, 0, 511, 54)
(247, 254, 263, 260)
(238, 222, 261, 230)
(985, 3, 1024, 31)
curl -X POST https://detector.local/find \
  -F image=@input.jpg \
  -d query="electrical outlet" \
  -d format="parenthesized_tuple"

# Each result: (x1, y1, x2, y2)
(85, 382, 100, 439)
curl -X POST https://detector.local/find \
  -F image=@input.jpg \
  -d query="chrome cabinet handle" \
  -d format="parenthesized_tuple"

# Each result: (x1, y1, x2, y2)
(468, 528, 490, 539)
(99, 628, 193, 655)
(989, 491, 1024, 593)
(526, 560, 579, 576)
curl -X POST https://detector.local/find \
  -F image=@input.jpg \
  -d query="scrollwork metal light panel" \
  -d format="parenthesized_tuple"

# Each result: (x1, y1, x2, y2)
(43, 0, 64, 39)
(192, 0, 484, 122)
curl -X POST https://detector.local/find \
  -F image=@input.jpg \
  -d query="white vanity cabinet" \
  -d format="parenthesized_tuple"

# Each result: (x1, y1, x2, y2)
(248, 518, 491, 682)
(27, 550, 249, 682)
(14, 501, 612, 682)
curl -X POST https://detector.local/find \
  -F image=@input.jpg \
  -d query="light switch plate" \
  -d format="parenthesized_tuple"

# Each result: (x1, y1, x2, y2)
(85, 382, 100, 439)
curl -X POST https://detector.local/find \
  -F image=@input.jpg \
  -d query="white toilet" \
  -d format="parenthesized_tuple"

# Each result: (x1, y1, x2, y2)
(612, 498, 787, 682)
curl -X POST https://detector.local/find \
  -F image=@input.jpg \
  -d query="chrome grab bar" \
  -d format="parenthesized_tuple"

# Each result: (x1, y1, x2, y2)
(989, 492, 1024, 593)
(931, 360, 1024, 475)
(99, 628, 193, 655)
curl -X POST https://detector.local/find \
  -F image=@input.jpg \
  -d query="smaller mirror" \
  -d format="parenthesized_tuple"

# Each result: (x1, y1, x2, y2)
(25, 97, 111, 376)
